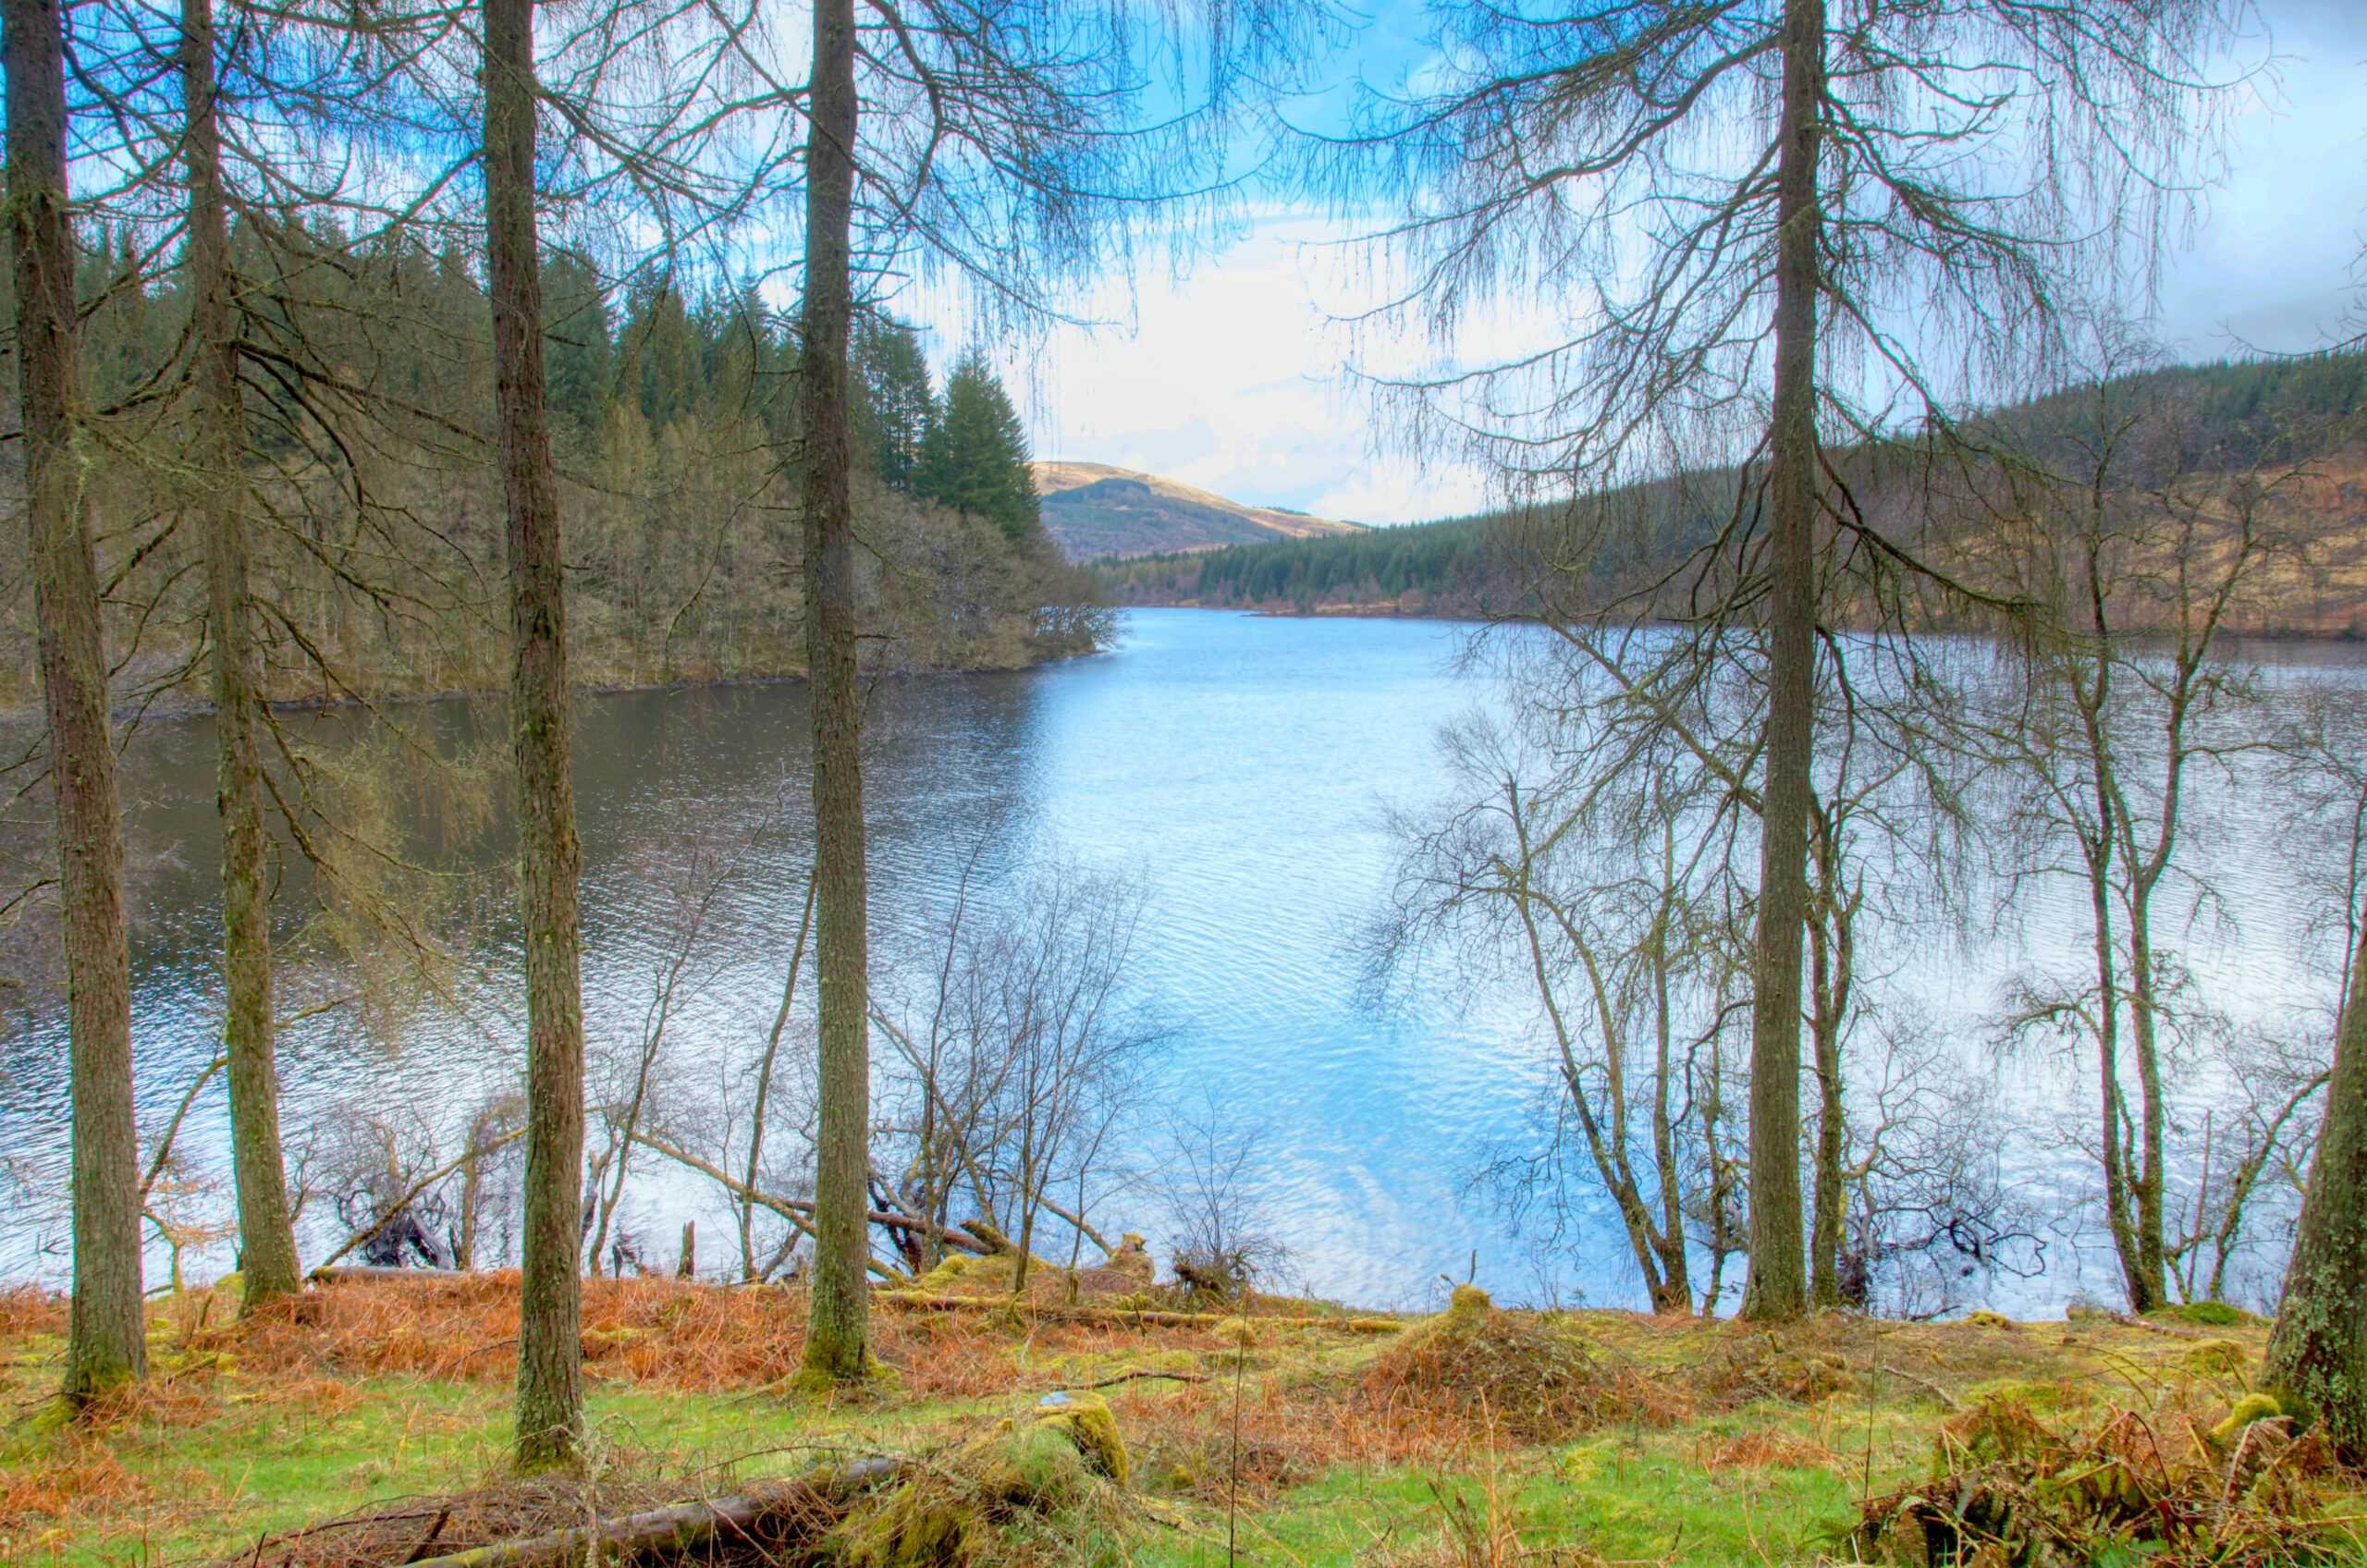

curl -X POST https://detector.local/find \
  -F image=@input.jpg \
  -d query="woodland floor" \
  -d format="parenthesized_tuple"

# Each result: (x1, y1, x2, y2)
(0, 1275, 2357, 1568)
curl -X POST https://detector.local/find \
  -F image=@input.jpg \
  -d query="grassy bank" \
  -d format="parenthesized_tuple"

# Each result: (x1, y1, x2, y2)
(1, 1276, 2356, 1567)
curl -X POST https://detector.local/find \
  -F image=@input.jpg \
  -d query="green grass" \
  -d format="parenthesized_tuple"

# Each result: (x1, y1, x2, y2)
(0, 1286, 2325, 1568)
(1127, 1405, 1932, 1568)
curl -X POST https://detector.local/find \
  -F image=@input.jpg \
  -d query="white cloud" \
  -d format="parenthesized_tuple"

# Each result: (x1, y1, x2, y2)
(2152, 3, 2367, 355)
(893, 2, 2362, 528)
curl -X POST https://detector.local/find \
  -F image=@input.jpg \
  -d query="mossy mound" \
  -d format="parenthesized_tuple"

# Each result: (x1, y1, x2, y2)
(913, 1247, 1067, 1302)
(2181, 1337, 2248, 1377)
(1102, 1234, 1154, 1283)
(2151, 1300, 2259, 1329)
(834, 1390, 1129, 1568)
(1964, 1309, 2014, 1329)
(2211, 1391, 2287, 1446)
(1356, 1286, 1620, 1442)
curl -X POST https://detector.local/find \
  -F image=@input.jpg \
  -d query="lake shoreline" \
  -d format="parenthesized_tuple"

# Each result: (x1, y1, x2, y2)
(0, 639, 1111, 731)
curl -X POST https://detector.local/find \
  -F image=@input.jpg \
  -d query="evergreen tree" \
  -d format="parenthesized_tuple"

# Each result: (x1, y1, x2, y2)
(545, 252, 614, 427)
(853, 314, 935, 489)
(916, 349, 1038, 546)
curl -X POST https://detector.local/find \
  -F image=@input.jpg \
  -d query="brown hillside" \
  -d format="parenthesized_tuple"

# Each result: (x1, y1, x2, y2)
(1032, 461, 1364, 560)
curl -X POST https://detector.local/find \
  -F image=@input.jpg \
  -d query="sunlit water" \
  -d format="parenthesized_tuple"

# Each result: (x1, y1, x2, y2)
(0, 609, 2357, 1313)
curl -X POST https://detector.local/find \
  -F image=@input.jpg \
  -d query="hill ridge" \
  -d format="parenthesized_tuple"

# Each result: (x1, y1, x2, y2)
(1031, 460, 1365, 560)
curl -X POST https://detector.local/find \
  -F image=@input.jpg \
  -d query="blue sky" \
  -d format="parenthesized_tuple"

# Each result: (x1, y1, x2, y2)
(933, 0, 2367, 527)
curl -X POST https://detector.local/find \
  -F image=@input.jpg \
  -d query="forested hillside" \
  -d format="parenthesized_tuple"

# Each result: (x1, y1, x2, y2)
(0, 233, 1104, 714)
(1096, 349, 2367, 627)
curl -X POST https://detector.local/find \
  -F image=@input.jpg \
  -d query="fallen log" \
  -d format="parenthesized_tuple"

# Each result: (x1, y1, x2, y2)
(872, 1292, 1403, 1332)
(404, 1456, 904, 1568)
(309, 1265, 471, 1284)
(628, 1131, 994, 1259)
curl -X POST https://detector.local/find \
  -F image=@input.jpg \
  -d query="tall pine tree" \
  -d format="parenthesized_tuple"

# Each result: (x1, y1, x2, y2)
(915, 349, 1038, 547)
(854, 315, 935, 489)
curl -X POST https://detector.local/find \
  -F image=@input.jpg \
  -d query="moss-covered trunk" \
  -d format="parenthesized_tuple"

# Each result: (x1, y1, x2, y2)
(798, 0, 873, 1384)
(7, 0, 146, 1400)
(2266, 915, 2367, 1457)
(485, 0, 587, 1467)
(181, 0, 300, 1310)
(1741, 0, 1822, 1324)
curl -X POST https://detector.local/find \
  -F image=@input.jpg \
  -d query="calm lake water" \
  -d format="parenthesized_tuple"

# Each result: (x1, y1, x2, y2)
(0, 609, 2355, 1311)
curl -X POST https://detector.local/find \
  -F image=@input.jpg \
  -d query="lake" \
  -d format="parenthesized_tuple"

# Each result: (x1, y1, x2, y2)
(0, 609, 2353, 1312)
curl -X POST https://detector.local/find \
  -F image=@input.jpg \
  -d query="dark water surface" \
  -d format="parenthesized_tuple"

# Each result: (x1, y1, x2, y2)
(0, 610, 2354, 1310)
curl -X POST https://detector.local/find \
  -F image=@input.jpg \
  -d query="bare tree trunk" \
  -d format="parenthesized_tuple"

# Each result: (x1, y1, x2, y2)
(7, 0, 146, 1400)
(1741, 0, 1821, 1324)
(2266, 910, 2367, 1458)
(1807, 908, 1845, 1309)
(2125, 878, 2168, 1310)
(485, 0, 586, 1467)
(1648, 867, 1692, 1315)
(2077, 550, 2152, 1310)
(181, 0, 300, 1311)
(799, 0, 872, 1385)
(743, 871, 816, 1281)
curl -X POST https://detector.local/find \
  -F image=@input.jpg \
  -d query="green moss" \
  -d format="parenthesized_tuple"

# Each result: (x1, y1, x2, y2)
(2209, 1391, 2286, 1446)
(2150, 1300, 2256, 1328)
(1031, 1390, 1127, 1486)
(1446, 1284, 1492, 1321)
(2181, 1338, 2247, 1377)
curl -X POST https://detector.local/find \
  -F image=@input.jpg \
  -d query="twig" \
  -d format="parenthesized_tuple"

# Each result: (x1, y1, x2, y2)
(141, 1055, 228, 1200)
(1864, 1362, 1965, 1413)
(400, 1507, 453, 1564)
(1079, 1368, 1212, 1389)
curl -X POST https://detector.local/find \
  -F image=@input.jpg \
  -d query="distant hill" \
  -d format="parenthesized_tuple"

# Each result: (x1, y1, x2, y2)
(1090, 349, 2367, 631)
(1032, 461, 1365, 560)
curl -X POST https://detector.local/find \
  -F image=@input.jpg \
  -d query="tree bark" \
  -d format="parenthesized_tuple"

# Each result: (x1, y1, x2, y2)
(1741, 0, 1822, 1324)
(2266, 913, 2367, 1459)
(7, 0, 146, 1399)
(181, 0, 300, 1311)
(484, 0, 586, 1468)
(1807, 893, 1847, 1310)
(798, 0, 872, 1385)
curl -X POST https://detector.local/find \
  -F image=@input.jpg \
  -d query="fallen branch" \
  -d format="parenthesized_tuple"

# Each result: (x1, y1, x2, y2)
(1863, 1361, 1966, 1412)
(310, 1266, 471, 1284)
(404, 1457, 904, 1568)
(1079, 1368, 1213, 1388)
(631, 1131, 993, 1260)
(314, 1131, 527, 1270)
(874, 1292, 1403, 1333)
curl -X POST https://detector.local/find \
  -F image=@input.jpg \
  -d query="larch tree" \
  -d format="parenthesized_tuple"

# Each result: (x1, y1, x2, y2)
(7, 0, 147, 1398)
(1330, 0, 2239, 1318)
(178, 0, 303, 1311)
(789, 0, 1310, 1382)
(796, 0, 877, 1385)
(480, 0, 588, 1467)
